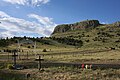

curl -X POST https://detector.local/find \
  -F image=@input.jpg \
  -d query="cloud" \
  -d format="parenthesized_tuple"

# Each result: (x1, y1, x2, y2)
(28, 13, 57, 35)
(0, 11, 56, 38)
(28, 14, 53, 25)
(101, 21, 109, 24)
(2, 0, 50, 7)
(0, 11, 10, 18)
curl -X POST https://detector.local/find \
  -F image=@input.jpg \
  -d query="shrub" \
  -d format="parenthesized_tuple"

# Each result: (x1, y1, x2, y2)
(28, 46, 31, 48)
(0, 66, 4, 69)
(86, 35, 90, 37)
(42, 49, 47, 52)
(85, 40, 90, 42)
(7, 64, 14, 69)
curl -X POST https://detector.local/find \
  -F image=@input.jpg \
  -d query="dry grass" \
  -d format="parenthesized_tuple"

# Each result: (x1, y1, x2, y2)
(0, 48, 120, 80)
(1, 67, 119, 80)
(0, 48, 120, 64)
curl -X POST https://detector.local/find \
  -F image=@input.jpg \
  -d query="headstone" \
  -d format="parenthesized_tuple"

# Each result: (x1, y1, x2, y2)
(90, 64, 92, 69)
(26, 73, 30, 79)
(85, 64, 88, 69)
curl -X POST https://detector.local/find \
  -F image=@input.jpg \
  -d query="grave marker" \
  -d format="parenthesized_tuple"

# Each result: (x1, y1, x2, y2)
(35, 55, 44, 71)
(12, 50, 18, 66)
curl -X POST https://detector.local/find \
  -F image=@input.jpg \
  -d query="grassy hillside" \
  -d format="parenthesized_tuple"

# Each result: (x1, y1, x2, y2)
(1, 20, 120, 50)
(51, 24, 120, 49)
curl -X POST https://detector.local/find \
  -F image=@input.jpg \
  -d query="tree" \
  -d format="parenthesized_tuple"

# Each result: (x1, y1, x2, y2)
(51, 37, 83, 47)
(0, 39, 9, 47)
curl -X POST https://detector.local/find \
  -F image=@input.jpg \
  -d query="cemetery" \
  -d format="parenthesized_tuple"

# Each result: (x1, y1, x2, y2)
(0, 38, 120, 80)
(0, 0, 120, 79)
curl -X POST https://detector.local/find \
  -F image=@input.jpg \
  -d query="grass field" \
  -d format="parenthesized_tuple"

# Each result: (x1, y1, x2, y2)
(0, 67, 120, 80)
(0, 47, 120, 80)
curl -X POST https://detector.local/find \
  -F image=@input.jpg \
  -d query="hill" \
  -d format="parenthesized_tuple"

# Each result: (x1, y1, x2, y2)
(52, 20, 100, 34)
(51, 20, 120, 49)
(0, 20, 120, 49)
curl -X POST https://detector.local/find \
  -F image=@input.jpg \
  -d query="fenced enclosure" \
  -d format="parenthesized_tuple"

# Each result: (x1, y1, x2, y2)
(0, 48, 120, 69)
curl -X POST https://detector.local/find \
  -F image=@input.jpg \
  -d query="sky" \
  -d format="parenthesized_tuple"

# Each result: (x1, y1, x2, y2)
(0, 0, 120, 38)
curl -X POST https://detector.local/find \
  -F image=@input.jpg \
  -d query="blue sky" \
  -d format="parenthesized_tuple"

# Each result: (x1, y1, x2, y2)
(0, 0, 120, 38)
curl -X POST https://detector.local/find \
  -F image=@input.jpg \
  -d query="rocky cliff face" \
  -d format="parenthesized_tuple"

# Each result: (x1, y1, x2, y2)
(52, 20, 100, 34)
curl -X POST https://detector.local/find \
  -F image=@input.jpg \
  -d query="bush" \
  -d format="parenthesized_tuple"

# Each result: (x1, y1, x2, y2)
(28, 46, 31, 48)
(0, 66, 4, 69)
(85, 40, 90, 42)
(7, 64, 14, 69)
(42, 49, 47, 52)
(51, 37, 83, 47)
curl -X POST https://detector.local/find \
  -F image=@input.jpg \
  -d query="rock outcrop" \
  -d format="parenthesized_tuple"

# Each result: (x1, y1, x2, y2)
(52, 20, 100, 34)
(112, 21, 120, 27)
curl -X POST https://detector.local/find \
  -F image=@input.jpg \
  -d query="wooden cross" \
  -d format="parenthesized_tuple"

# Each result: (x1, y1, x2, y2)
(35, 55, 44, 71)
(12, 50, 18, 66)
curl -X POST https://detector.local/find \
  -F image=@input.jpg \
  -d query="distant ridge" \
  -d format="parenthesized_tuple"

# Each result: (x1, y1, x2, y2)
(51, 20, 120, 35)
(52, 20, 100, 34)
(50, 19, 120, 49)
